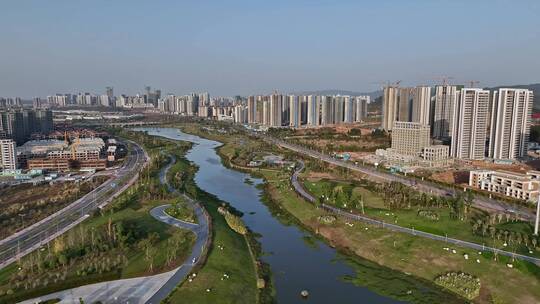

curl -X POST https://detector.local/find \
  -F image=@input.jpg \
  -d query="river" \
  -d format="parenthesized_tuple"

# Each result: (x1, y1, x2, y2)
(137, 127, 450, 304)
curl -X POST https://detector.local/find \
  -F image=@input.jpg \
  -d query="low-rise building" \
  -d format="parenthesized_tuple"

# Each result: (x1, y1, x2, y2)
(422, 145, 450, 165)
(469, 170, 540, 202)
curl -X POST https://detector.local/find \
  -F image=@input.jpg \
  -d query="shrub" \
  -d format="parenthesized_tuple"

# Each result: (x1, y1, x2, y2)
(417, 210, 440, 221)
(435, 272, 480, 300)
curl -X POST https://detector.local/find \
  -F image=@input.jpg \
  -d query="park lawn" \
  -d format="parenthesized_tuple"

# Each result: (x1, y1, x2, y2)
(260, 168, 540, 304)
(302, 177, 540, 259)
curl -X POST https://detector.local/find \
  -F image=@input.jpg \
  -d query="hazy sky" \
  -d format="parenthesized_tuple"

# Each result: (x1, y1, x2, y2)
(1, 0, 539, 98)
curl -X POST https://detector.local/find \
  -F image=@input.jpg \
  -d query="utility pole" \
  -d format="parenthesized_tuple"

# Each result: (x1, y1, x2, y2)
(534, 195, 540, 235)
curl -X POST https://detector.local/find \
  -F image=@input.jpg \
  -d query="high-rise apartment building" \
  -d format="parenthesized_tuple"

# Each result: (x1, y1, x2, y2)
(307, 95, 319, 126)
(398, 87, 414, 122)
(247, 96, 256, 123)
(450, 88, 490, 160)
(354, 96, 369, 122)
(289, 95, 301, 127)
(382, 86, 399, 130)
(488, 88, 534, 160)
(433, 85, 457, 140)
(411, 86, 431, 125)
(270, 93, 283, 127)
(321, 96, 333, 125)
(343, 96, 354, 123)
(333, 96, 344, 124)
(0, 139, 16, 170)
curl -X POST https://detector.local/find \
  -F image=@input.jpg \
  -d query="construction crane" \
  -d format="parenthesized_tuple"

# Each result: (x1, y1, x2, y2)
(71, 132, 80, 160)
(468, 80, 480, 88)
(433, 76, 454, 86)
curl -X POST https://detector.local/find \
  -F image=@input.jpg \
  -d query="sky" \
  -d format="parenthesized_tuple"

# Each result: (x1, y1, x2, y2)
(0, 0, 539, 98)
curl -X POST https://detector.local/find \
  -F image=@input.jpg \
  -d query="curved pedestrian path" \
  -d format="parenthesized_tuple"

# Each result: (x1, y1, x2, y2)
(20, 155, 210, 304)
(291, 161, 540, 266)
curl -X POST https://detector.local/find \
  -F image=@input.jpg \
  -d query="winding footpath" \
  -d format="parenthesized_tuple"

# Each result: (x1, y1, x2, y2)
(291, 161, 540, 266)
(20, 155, 210, 304)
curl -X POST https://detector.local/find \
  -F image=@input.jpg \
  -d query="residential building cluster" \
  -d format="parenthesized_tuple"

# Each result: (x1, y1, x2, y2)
(382, 85, 534, 162)
(246, 93, 370, 127)
(0, 108, 53, 144)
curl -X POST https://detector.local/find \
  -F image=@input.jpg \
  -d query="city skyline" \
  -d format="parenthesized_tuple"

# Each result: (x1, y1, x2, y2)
(1, 1, 539, 98)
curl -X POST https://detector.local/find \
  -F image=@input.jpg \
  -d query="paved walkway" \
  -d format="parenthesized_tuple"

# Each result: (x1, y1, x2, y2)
(20, 155, 210, 304)
(290, 161, 540, 266)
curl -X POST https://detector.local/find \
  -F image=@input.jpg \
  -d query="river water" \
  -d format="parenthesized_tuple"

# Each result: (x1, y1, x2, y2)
(139, 127, 405, 303)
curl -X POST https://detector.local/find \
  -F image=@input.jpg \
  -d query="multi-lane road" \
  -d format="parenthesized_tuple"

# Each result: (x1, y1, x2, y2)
(0, 140, 147, 270)
(263, 135, 535, 221)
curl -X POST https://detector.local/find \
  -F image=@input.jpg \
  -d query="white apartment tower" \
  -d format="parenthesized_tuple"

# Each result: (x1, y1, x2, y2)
(343, 96, 354, 123)
(289, 95, 301, 127)
(269, 93, 283, 127)
(433, 85, 457, 139)
(307, 95, 320, 126)
(411, 86, 431, 125)
(321, 96, 334, 125)
(354, 96, 369, 122)
(247, 96, 256, 123)
(0, 139, 16, 170)
(382, 86, 399, 130)
(489, 88, 534, 160)
(450, 88, 490, 160)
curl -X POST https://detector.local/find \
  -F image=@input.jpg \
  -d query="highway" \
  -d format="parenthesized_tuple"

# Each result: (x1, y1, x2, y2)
(0, 140, 147, 270)
(263, 135, 535, 221)
(291, 161, 540, 266)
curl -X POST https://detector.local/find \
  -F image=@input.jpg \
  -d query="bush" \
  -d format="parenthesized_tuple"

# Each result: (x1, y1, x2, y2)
(223, 212, 247, 235)
(435, 272, 480, 300)
(417, 210, 440, 221)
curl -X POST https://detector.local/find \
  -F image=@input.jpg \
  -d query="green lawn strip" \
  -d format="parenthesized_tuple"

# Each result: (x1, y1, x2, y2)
(302, 177, 540, 258)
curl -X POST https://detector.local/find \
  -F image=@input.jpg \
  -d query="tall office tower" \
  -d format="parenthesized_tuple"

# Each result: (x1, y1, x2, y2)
(262, 100, 270, 126)
(0, 139, 16, 170)
(433, 85, 457, 140)
(289, 95, 301, 127)
(247, 96, 256, 123)
(307, 95, 320, 126)
(106, 87, 114, 98)
(382, 86, 399, 130)
(489, 88, 534, 160)
(354, 96, 369, 122)
(321, 96, 334, 125)
(450, 88, 490, 160)
(411, 86, 431, 125)
(391, 122, 431, 156)
(270, 93, 283, 127)
(343, 96, 354, 123)
(333, 96, 344, 124)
